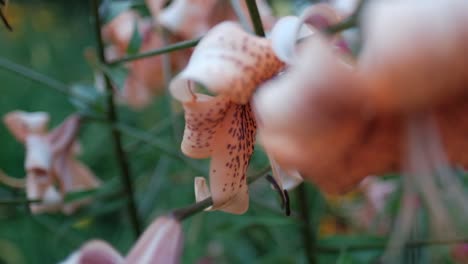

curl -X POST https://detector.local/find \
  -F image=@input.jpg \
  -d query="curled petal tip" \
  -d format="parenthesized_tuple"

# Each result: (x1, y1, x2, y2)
(126, 216, 183, 264)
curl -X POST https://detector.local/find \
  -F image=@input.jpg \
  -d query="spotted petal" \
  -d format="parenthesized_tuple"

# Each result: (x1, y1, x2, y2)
(180, 93, 230, 158)
(170, 21, 284, 104)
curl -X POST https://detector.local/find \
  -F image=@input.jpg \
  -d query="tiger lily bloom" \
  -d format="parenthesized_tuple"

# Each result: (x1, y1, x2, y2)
(255, 0, 468, 259)
(3, 111, 100, 214)
(169, 22, 284, 214)
(61, 216, 183, 264)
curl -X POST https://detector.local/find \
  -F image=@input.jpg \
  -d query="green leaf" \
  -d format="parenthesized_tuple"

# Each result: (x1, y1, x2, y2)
(126, 21, 142, 55)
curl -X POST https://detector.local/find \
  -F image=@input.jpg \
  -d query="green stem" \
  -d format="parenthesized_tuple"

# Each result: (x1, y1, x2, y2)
(107, 37, 201, 66)
(0, 58, 91, 104)
(245, 0, 266, 37)
(91, 0, 142, 237)
(298, 184, 317, 264)
(172, 166, 271, 221)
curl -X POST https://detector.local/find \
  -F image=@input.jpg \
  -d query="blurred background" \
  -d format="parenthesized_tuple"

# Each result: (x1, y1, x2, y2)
(0, 0, 463, 263)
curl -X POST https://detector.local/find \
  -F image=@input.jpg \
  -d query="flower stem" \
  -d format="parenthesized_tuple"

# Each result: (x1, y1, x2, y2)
(245, 0, 265, 37)
(0, 58, 92, 104)
(91, 0, 142, 237)
(172, 166, 271, 221)
(107, 37, 201, 66)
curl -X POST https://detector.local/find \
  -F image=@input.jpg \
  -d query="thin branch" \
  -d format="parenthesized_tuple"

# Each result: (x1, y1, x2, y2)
(172, 166, 271, 220)
(107, 37, 201, 66)
(0, 58, 97, 105)
(91, 0, 142, 237)
(245, 0, 266, 37)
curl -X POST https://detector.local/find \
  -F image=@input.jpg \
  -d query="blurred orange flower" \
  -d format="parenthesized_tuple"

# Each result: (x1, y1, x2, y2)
(3, 111, 100, 214)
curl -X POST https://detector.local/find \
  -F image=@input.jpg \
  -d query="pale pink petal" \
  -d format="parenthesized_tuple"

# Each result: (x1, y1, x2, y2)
(269, 155, 302, 191)
(126, 216, 183, 264)
(3, 111, 49, 142)
(270, 4, 342, 64)
(255, 37, 377, 193)
(194, 177, 213, 211)
(25, 135, 52, 173)
(170, 22, 283, 104)
(207, 104, 255, 214)
(48, 114, 81, 154)
(180, 94, 230, 158)
(61, 240, 124, 264)
(359, 0, 468, 113)
(158, 0, 217, 39)
(102, 11, 140, 56)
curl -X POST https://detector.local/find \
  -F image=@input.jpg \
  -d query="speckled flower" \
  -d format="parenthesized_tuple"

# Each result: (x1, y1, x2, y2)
(3, 111, 100, 214)
(170, 22, 284, 214)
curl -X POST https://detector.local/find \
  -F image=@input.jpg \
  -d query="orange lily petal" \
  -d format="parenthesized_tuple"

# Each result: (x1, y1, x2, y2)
(359, 0, 468, 113)
(207, 104, 255, 214)
(170, 21, 283, 104)
(126, 216, 183, 264)
(180, 93, 230, 158)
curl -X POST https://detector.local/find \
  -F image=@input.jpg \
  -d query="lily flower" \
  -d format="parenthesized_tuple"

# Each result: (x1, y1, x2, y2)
(61, 216, 183, 264)
(102, 11, 189, 108)
(3, 111, 100, 214)
(255, 0, 468, 260)
(169, 22, 284, 214)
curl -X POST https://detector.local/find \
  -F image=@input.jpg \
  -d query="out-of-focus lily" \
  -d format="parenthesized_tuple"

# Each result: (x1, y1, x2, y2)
(359, 0, 468, 113)
(3, 111, 100, 214)
(170, 22, 284, 214)
(102, 11, 189, 108)
(147, 0, 276, 39)
(255, 0, 468, 260)
(61, 216, 183, 264)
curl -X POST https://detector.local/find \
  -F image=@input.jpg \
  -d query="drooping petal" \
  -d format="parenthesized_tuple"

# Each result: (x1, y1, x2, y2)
(180, 93, 230, 158)
(270, 4, 342, 64)
(170, 21, 283, 104)
(255, 37, 399, 193)
(207, 104, 256, 214)
(359, 0, 468, 113)
(48, 114, 81, 154)
(3, 111, 49, 142)
(26, 171, 62, 214)
(60, 240, 124, 264)
(126, 216, 183, 264)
